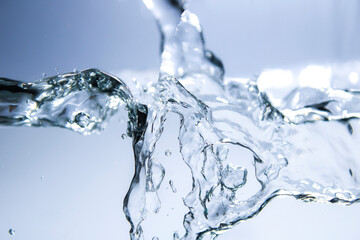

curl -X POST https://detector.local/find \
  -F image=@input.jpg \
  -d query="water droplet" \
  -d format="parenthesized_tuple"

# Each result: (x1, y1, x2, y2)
(152, 237, 159, 240)
(40, 176, 44, 180)
(165, 150, 172, 157)
(173, 231, 179, 240)
(74, 112, 90, 128)
(154, 208, 160, 214)
(9, 228, 15, 236)
(121, 133, 127, 139)
(169, 180, 177, 193)
(73, 68, 78, 73)
(42, 73, 47, 77)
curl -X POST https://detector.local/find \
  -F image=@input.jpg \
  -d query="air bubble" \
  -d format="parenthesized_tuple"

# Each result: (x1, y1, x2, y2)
(165, 150, 172, 157)
(74, 112, 90, 128)
(9, 228, 15, 236)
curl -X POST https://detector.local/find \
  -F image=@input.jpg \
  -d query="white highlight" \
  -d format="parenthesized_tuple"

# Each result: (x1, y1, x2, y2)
(181, 10, 201, 31)
(142, 0, 154, 10)
(257, 69, 294, 90)
(298, 65, 331, 88)
(349, 72, 359, 84)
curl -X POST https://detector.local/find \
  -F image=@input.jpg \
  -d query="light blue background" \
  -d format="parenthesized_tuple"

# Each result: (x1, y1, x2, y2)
(1, 0, 360, 240)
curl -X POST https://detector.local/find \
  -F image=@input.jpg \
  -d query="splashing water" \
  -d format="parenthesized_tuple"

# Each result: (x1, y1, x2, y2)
(1, 0, 360, 239)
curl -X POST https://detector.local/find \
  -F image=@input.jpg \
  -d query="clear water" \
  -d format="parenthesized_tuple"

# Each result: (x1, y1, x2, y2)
(1, 0, 360, 239)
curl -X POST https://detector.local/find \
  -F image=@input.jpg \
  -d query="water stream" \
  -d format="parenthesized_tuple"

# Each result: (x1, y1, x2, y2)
(1, 0, 359, 239)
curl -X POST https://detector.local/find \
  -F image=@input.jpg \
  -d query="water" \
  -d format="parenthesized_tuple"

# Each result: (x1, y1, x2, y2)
(165, 150, 172, 157)
(8, 228, 15, 236)
(0, 0, 360, 239)
(169, 180, 177, 193)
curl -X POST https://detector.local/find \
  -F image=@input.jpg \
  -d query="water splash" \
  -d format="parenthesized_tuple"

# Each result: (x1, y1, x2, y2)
(0, 69, 138, 134)
(0, 0, 360, 239)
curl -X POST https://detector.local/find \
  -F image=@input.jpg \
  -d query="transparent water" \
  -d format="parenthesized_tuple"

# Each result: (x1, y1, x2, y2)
(1, 0, 360, 239)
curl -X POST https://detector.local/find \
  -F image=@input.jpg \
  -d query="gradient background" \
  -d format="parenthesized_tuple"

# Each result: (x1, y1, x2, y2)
(1, 0, 360, 239)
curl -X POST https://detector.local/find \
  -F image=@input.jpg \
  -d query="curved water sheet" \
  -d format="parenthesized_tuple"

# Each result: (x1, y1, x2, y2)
(1, 0, 360, 239)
